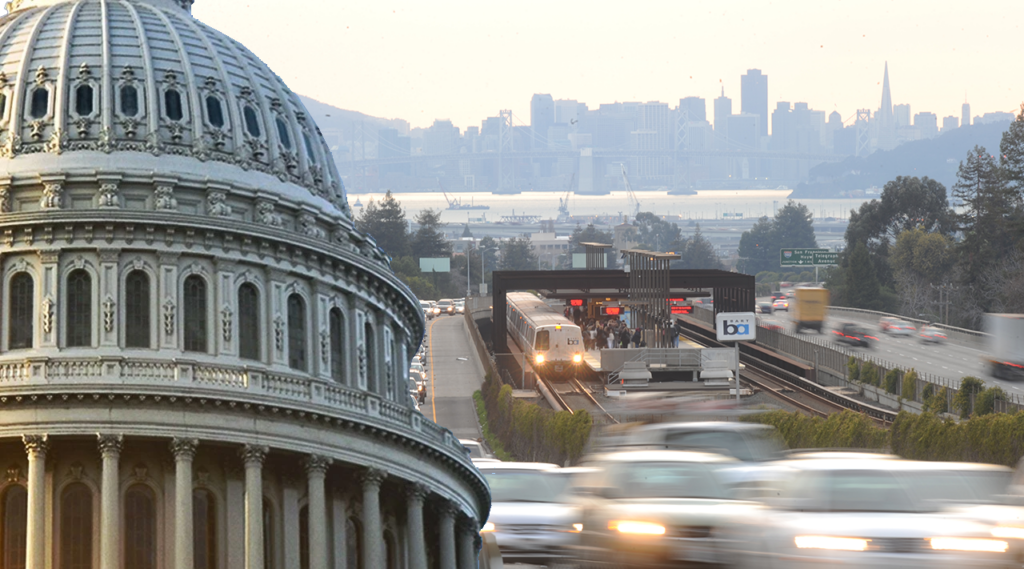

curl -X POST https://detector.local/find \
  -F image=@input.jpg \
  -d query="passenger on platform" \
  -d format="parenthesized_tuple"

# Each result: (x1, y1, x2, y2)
(631, 327, 642, 348)
(619, 327, 630, 348)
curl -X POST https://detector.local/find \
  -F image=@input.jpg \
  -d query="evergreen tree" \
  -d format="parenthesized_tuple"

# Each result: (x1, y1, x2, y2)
(674, 224, 723, 270)
(1000, 104, 1024, 199)
(844, 242, 881, 310)
(773, 201, 818, 251)
(952, 146, 1015, 282)
(737, 217, 777, 274)
(356, 191, 409, 258)
(498, 237, 538, 271)
(461, 224, 473, 238)
(411, 208, 452, 259)
(633, 212, 681, 252)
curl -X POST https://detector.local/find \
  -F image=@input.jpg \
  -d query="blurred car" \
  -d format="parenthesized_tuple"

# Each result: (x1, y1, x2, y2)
(771, 291, 786, 301)
(459, 438, 493, 460)
(410, 362, 426, 379)
(921, 326, 948, 344)
(456, 299, 466, 314)
(437, 298, 455, 316)
(429, 300, 439, 317)
(886, 320, 917, 336)
(834, 323, 876, 347)
(760, 320, 785, 332)
(772, 298, 790, 312)
(478, 462, 579, 565)
(756, 302, 774, 315)
(409, 375, 426, 404)
(786, 290, 796, 298)
(420, 300, 434, 320)
(879, 316, 898, 332)
(735, 456, 1015, 569)
(572, 450, 759, 568)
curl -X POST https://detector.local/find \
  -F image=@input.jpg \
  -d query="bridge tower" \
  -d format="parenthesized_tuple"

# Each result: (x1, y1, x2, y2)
(855, 109, 872, 157)
(498, 110, 515, 192)
(673, 108, 690, 191)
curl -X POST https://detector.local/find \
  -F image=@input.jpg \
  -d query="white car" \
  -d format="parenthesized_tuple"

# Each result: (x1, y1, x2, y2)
(887, 320, 917, 336)
(419, 300, 434, 320)
(920, 326, 947, 344)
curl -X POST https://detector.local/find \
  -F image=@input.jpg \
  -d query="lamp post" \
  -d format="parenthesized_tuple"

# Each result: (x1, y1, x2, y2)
(479, 245, 497, 296)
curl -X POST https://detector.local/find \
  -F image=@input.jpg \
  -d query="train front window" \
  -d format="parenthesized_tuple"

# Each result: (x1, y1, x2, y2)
(535, 330, 550, 351)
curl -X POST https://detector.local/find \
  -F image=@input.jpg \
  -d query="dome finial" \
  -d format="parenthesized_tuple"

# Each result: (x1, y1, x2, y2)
(177, 0, 193, 12)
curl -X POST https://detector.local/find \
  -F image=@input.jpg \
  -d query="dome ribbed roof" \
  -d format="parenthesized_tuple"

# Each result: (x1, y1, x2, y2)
(0, 0, 349, 217)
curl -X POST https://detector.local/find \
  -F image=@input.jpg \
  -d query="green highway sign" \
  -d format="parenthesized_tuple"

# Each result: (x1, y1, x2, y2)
(780, 248, 838, 267)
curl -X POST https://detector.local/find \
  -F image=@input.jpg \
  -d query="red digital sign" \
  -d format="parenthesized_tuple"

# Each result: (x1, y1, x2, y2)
(669, 298, 688, 302)
(601, 306, 623, 316)
(569, 299, 584, 307)
(671, 306, 694, 314)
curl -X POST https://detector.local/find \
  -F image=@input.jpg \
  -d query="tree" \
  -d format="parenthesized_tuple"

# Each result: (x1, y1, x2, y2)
(563, 224, 614, 269)
(773, 201, 818, 251)
(999, 104, 1024, 199)
(844, 242, 881, 310)
(498, 237, 538, 271)
(737, 217, 777, 274)
(846, 176, 954, 246)
(952, 376, 985, 418)
(889, 228, 955, 317)
(411, 208, 452, 260)
(632, 212, 681, 252)
(356, 190, 409, 258)
(461, 224, 473, 238)
(673, 224, 722, 270)
(952, 146, 1017, 283)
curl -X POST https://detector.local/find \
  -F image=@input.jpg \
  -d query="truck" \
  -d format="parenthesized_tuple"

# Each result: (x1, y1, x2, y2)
(985, 314, 1024, 381)
(793, 287, 829, 334)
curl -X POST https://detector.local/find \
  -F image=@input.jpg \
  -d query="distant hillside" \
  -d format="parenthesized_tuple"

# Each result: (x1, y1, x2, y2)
(298, 95, 408, 153)
(792, 121, 1011, 198)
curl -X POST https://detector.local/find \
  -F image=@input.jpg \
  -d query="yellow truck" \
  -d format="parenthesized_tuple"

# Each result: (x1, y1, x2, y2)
(794, 288, 829, 333)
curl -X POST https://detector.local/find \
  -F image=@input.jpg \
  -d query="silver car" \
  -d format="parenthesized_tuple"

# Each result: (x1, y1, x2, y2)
(478, 462, 580, 565)
(734, 455, 1015, 569)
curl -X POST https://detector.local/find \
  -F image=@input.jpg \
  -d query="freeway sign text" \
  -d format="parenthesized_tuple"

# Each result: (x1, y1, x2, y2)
(780, 248, 838, 267)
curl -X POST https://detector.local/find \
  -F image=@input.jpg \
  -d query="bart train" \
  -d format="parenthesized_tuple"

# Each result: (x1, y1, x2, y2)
(506, 292, 586, 381)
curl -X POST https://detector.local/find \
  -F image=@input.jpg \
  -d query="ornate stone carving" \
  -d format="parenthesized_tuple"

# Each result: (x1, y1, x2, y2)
(358, 345, 367, 380)
(22, 435, 48, 458)
(274, 315, 285, 353)
(239, 444, 268, 467)
(40, 182, 63, 209)
(221, 304, 233, 343)
(68, 463, 84, 480)
(154, 185, 178, 210)
(40, 296, 55, 334)
(0, 186, 11, 213)
(195, 467, 210, 486)
(74, 116, 93, 138)
(170, 438, 199, 461)
(256, 201, 282, 227)
(359, 467, 387, 489)
(120, 116, 140, 139)
(102, 295, 115, 332)
(163, 298, 176, 336)
(45, 128, 66, 154)
(97, 126, 114, 153)
(29, 119, 45, 141)
(97, 434, 124, 458)
(206, 191, 231, 217)
(97, 183, 120, 208)
(299, 213, 326, 239)
(406, 482, 429, 503)
(320, 328, 330, 365)
(302, 454, 332, 477)
(132, 463, 148, 481)
(5, 465, 21, 482)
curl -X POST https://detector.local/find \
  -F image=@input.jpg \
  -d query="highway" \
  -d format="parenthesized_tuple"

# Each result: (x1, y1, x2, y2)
(425, 313, 488, 440)
(756, 296, 1024, 394)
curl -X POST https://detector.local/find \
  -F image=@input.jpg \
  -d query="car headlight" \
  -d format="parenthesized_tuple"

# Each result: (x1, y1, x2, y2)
(794, 536, 870, 551)
(481, 522, 495, 533)
(930, 537, 1008, 553)
(572, 353, 582, 363)
(535, 354, 545, 364)
(608, 520, 666, 535)
(992, 527, 1024, 540)
(572, 523, 583, 533)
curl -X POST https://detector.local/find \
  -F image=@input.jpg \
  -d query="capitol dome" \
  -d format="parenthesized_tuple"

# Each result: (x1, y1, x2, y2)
(0, 1, 488, 568)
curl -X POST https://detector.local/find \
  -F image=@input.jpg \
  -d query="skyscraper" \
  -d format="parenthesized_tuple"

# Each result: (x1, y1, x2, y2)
(876, 62, 896, 150)
(678, 97, 707, 123)
(741, 69, 768, 136)
(962, 102, 971, 127)
(531, 93, 555, 149)
(714, 88, 732, 148)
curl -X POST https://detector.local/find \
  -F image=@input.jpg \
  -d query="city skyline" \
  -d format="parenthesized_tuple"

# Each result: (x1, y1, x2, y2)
(191, 0, 1022, 130)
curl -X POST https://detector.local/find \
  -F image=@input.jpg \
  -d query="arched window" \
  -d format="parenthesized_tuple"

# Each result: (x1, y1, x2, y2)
(8, 273, 33, 349)
(120, 85, 139, 117)
(0, 93, 8, 118)
(60, 483, 92, 569)
(384, 529, 397, 569)
(287, 294, 306, 371)
(206, 96, 224, 128)
(74, 84, 93, 116)
(238, 283, 260, 360)
(183, 275, 208, 352)
(65, 269, 92, 347)
(124, 485, 156, 569)
(262, 498, 274, 569)
(275, 118, 291, 149)
(329, 308, 344, 382)
(164, 89, 183, 121)
(345, 517, 362, 569)
(2, 485, 26, 569)
(364, 320, 376, 389)
(124, 270, 151, 348)
(29, 88, 48, 119)
(298, 505, 309, 569)
(243, 106, 261, 137)
(193, 489, 216, 569)
(303, 132, 317, 164)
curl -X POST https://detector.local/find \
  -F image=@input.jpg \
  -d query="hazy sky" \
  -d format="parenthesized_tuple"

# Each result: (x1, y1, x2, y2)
(193, 0, 1021, 131)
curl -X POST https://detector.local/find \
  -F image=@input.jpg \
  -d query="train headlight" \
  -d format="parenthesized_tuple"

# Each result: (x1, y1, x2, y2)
(573, 353, 582, 363)
(535, 354, 545, 364)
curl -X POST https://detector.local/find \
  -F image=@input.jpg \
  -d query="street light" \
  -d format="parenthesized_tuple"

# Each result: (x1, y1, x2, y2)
(479, 245, 498, 296)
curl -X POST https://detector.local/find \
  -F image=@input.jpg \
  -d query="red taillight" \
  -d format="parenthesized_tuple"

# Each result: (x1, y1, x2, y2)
(865, 335, 879, 341)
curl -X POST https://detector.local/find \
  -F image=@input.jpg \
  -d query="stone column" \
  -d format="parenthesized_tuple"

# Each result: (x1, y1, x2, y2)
(172, 438, 199, 569)
(457, 517, 478, 569)
(23, 435, 48, 569)
(97, 434, 123, 569)
(360, 468, 386, 569)
(438, 503, 457, 569)
(405, 483, 428, 569)
(240, 445, 269, 569)
(303, 455, 332, 569)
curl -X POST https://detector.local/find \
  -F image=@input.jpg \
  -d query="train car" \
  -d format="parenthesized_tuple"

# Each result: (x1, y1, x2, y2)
(506, 292, 586, 381)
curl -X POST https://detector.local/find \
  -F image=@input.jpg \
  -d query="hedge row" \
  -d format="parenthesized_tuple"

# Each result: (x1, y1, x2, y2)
(471, 391, 513, 461)
(480, 373, 592, 465)
(748, 408, 1024, 467)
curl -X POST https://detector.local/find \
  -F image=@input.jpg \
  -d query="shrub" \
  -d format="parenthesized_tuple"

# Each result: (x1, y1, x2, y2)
(746, 410, 887, 450)
(472, 391, 513, 461)
(861, 361, 879, 387)
(883, 368, 901, 395)
(952, 376, 986, 418)
(976, 386, 1008, 416)
(902, 370, 919, 401)
(923, 386, 948, 414)
(847, 357, 860, 382)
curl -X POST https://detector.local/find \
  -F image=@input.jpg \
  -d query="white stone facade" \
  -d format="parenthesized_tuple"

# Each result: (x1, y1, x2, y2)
(0, 1, 489, 568)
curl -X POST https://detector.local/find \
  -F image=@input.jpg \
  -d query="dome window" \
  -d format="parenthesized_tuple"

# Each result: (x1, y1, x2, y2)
(75, 84, 94, 116)
(8, 272, 34, 350)
(164, 89, 184, 121)
(287, 293, 307, 371)
(66, 269, 93, 347)
(29, 88, 49, 119)
(0, 93, 8, 119)
(276, 117, 292, 149)
(206, 96, 225, 128)
(303, 132, 317, 164)
(120, 85, 139, 117)
(243, 105, 261, 137)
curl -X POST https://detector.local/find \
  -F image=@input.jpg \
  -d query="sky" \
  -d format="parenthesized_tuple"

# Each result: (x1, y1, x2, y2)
(193, 0, 1023, 131)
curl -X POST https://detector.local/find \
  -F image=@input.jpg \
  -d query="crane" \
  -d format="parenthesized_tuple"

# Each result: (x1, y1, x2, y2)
(557, 173, 575, 222)
(437, 178, 458, 209)
(621, 164, 641, 219)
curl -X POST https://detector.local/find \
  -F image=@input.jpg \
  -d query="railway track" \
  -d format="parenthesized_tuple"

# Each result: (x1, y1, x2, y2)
(538, 374, 620, 424)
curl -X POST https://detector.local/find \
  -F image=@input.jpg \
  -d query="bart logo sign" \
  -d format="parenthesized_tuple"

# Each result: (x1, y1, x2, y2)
(715, 312, 757, 342)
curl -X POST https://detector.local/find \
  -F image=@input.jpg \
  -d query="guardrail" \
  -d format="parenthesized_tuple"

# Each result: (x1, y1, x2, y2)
(825, 306, 988, 348)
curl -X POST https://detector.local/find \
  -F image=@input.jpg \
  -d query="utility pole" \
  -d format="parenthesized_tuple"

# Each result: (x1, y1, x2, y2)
(466, 244, 472, 298)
